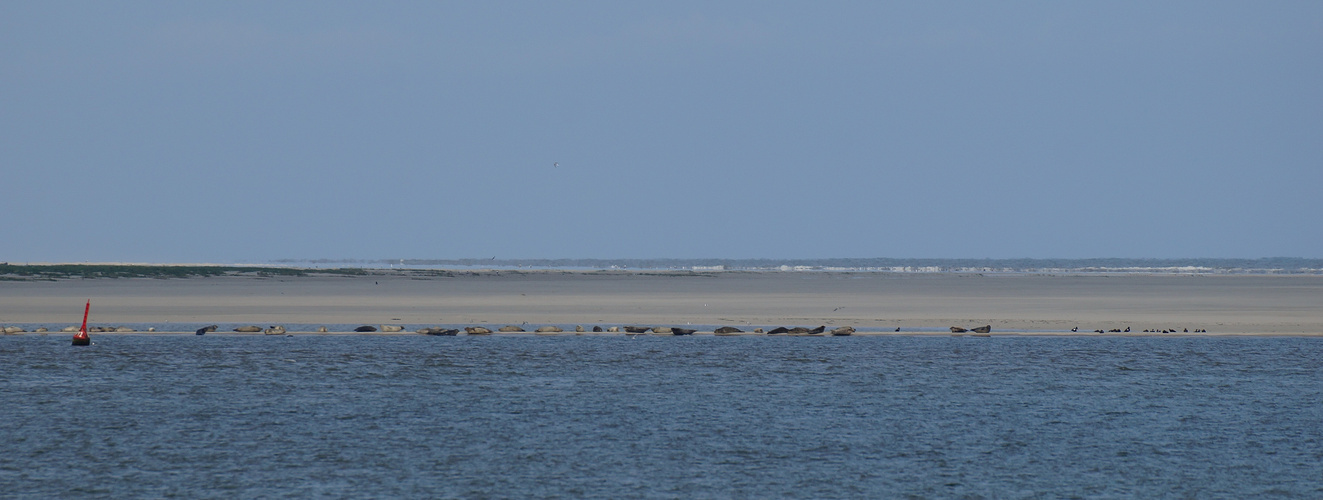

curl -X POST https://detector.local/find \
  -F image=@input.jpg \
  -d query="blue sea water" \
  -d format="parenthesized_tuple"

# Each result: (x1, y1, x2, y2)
(2, 335, 1321, 498)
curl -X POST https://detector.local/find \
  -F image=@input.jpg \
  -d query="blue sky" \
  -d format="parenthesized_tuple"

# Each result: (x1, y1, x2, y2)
(3, 1, 1320, 263)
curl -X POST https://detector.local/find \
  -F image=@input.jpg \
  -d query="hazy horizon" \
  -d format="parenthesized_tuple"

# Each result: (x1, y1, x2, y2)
(4, 2, 1319, 262)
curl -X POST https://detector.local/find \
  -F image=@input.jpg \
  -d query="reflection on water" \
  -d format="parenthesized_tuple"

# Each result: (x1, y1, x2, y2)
(2, 335, 1321, 498)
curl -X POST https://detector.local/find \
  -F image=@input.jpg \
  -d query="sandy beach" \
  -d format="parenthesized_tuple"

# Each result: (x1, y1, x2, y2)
(1, 270, 1320, 335)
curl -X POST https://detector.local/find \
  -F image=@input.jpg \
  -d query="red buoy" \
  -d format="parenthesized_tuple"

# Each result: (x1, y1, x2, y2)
(72, 300, 90, 346)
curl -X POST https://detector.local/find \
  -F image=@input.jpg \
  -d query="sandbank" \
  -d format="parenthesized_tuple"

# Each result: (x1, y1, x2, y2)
(1, 271, 1321, 336)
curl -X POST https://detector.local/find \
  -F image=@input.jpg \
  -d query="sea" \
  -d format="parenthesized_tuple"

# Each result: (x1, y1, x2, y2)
(3, 334, 1321, 498)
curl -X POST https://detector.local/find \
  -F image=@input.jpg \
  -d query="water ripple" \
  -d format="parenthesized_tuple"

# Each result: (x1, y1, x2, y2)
(2, 335, 1322, 497)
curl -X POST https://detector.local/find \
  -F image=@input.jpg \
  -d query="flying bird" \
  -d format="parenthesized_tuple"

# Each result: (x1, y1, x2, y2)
(554, 162, 559, 167)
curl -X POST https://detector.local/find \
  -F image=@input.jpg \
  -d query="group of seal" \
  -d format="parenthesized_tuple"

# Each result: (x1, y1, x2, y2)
(12, 319, 1217, 337)
(1069, 326, 1209, 334)
(44, 325, 138, 333)
(181, 323, 1208, 336)
(407, 324, 859, 336)
(6, 325, 148, 334)
(763, 326, 828, 335)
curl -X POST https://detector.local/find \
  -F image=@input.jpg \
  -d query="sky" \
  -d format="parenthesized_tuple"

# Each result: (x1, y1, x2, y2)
(2, 1, 1320, 263)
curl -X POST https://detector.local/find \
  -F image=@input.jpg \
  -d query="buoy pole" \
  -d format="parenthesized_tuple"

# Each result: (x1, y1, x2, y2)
(72, 300, 90, 346)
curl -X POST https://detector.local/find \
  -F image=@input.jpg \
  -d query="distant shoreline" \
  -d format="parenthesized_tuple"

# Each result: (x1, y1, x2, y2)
(4, 258, 1323, 282)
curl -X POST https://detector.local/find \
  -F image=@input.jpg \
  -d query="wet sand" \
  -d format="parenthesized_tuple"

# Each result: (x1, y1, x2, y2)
(1, 271, 1322, 335)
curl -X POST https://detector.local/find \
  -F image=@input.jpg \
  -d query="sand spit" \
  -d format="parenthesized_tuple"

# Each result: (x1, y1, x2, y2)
(1, 271, 1321, 335)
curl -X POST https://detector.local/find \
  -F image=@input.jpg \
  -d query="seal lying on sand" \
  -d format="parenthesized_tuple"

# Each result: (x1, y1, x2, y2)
(380, 325, 405, 333)
(950, 327, 968, 333)
(465, 327, 492, 335)
(195, 325, 218, 335)
(971, 325, 991, 334)
(671, 328, 696, 335)
(624, 326, 650, 333)
(535, 326, 563, 333)
(419, 327, 459, 336)
(831, 326, 855, 336)
(234, 326, 262, 333)
(714, 326, 742, 334)
(264, 325, 287, 335)
(499, 325, 524, 332)
(354, 326, 377, 332)
(766, 327, 789, 335)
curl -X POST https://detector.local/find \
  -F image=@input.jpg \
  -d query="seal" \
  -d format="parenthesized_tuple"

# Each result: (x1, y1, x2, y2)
(420, 327, 459, 336)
